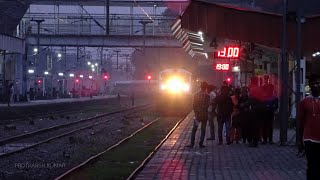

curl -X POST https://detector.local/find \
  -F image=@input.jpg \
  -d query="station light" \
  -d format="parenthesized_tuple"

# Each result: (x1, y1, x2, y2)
(89, 76, 93, 79)
(44, 71, 49, 75)
(58, 73, 64, 76)
(79, 75, 84, 78)
(69, 73, 75, 77)
(28, 69, 35, 74)
(33, 48, 38, 53)
(57, 53, 62, 58)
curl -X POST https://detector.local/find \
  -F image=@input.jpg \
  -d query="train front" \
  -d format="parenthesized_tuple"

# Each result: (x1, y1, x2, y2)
(157, 69, 192, 115)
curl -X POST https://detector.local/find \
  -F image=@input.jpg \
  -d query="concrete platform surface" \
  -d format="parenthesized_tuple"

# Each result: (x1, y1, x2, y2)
(136, 113, 306, 180)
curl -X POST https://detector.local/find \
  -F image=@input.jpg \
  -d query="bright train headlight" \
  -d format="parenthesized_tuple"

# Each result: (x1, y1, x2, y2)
(161, 84, 166, 90)
(183, 84, 190, 92)
(164, 77, 189, 93)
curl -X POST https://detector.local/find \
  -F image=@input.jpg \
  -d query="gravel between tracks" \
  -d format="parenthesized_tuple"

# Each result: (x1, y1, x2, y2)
(0, 107, 157, 180)
(0, 99, 147, 141)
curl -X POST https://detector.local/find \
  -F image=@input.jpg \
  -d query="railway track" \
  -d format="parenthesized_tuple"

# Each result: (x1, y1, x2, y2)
(0, 104, 151, 158)
(55, 115, 187, 180)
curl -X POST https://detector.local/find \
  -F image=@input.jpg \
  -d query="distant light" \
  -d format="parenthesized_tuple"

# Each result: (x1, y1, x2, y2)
(95, 63, 98, 66)
(44, 71, 49, 75)
(204, 53, 208, 59)
(92, 68, 95, 72)
(69, 73, 75, 77)
(89, 76, 93, 79)
(91, 65, 94, 68)
(80, 75, 84, 78)
(28, 69, 34, 74)
(198, 31, 203, 36)
(232, 66, 241, 72)
(33, 48, 38, 53)
(87, 62, 91, 65)
(57, 53, 62, 58)
(58, 73, 64, 76)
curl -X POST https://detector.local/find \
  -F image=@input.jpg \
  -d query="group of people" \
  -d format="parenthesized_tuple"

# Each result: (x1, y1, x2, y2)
(187, 74, 320, 179)
(186, 77, 278, 148)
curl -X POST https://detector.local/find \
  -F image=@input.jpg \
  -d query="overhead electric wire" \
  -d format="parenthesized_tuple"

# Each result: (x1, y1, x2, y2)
(77, 2, 105, 31)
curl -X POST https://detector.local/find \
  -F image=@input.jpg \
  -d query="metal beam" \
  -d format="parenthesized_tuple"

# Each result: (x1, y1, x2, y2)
(17, 0, 189, 6)
(26, 35, 181, 48)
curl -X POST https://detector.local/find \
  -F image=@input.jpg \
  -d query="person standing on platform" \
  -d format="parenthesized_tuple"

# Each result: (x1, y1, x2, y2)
(230, 88, 241, 143)
(207, 85, 217, 140)
(186, 82, 209, 148)
(7, 83, 14, 107)
(216, 86, 233, 145)
(298, 74, 320, 180)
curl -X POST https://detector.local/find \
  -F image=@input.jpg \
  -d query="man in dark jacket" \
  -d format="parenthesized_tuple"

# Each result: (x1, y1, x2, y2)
(216, 86, 233, 145)
(186, 82, 209, 148)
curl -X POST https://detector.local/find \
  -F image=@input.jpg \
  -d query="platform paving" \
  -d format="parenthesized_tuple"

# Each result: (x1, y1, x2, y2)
(136, 113, 306, 180)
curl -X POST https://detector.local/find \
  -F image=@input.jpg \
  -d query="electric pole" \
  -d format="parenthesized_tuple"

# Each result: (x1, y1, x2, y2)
(114, 49, 121, 69)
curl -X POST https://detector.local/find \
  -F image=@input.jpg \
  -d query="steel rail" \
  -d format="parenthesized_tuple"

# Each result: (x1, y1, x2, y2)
(0, 104, 151, 158)
(55, 114, 187, 180)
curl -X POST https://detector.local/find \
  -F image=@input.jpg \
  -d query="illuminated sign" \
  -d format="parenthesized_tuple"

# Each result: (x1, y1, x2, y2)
(215, 63, 230, 71)
(214, 46, 240, 59)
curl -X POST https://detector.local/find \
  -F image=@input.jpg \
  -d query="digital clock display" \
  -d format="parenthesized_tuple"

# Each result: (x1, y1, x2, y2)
(215, 63, 230, 71)
(214, 47, 240, 59)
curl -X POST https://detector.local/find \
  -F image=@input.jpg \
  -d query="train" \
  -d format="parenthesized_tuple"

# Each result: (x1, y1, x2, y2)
(157, 68, 193, 116)
(112, 68, 193, 116)
(113, 80, 158, 97)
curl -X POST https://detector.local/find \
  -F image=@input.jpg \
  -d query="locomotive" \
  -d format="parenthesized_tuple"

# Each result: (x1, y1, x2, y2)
(157, 68, 193, 116)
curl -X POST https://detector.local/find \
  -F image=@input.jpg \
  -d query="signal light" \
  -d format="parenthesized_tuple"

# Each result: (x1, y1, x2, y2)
(75, 79, 80, 83)
(37, 80, 42, 84)
(226, 77, 232, 83)
(103, 75, 109, 80)
(147, 75, 152, 80)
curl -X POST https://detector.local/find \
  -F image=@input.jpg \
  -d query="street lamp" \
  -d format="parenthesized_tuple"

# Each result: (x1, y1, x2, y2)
(33, 48, 38, 53)
(57, 53, 62, 58)
(28, 69, 35, 74)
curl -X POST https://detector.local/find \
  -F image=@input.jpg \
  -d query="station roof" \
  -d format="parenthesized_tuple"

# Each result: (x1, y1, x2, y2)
(178, 0, 320, 53)
(0, 1, 29, 35)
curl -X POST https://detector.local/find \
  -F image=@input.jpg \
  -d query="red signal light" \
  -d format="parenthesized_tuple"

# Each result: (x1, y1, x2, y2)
(103, 75, 109, 80)
(75, 79, 80, 83)
(37, 80, 42, 84)
(147, 75, 152, 80)
(226, 77, 232, 82)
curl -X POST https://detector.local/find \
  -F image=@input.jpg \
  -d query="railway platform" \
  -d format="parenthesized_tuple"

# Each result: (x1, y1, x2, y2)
(0, 95, 119, 107)
(135, 113, 306, 180)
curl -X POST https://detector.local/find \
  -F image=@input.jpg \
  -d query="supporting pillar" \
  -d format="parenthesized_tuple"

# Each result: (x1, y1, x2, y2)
(280, 0, 288, 145)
